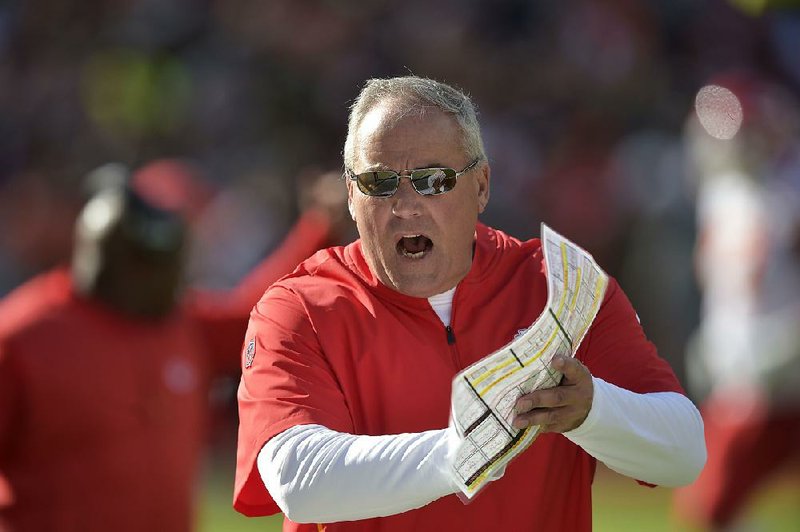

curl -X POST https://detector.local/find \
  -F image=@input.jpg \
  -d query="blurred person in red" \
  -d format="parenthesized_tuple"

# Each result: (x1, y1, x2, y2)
(0, 160, 350, 532)
(674, 76, 800, 530)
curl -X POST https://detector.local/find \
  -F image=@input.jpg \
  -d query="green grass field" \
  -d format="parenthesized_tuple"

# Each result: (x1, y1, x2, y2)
(199, 460, 800, 531)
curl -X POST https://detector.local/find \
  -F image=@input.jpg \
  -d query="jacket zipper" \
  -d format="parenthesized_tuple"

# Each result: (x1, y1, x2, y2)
(445, 325, 456, 345)
(446, 284, 461, 368)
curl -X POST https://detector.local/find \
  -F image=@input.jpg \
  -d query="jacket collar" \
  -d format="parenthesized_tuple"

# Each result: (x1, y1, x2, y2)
(342, 222, 503, 309)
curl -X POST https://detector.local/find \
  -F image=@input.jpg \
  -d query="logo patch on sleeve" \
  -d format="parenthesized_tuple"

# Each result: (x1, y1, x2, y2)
(244, 339, 256, 368)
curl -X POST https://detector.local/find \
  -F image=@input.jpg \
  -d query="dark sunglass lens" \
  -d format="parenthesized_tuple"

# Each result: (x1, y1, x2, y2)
(411, 168, 457, 195)
(358, 171, 399, 196)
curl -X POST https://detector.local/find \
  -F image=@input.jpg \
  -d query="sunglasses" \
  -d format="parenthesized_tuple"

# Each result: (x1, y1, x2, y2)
(347, 159, 480, 197)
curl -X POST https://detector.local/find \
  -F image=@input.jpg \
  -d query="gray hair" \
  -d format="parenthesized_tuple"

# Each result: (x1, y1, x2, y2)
(343, 76, 486, 171)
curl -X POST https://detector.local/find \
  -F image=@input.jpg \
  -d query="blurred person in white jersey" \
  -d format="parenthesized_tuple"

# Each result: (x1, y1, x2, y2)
(675, 75, 800, 530)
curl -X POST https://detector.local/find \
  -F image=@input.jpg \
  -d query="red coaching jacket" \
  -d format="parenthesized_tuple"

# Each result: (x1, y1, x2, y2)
(235, 223, 684, 532)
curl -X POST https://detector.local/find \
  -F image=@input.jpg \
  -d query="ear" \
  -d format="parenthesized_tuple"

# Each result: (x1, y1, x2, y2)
(346, 179, 356, 221)
(476, 162, 491, 214)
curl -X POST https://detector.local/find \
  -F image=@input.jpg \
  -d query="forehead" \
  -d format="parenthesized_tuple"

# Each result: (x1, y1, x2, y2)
(354, 103, 463, 169)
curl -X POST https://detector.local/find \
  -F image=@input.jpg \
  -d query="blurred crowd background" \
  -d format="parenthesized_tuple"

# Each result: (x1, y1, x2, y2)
(1, 0, 799, 527)
(3, 0, 799, 380)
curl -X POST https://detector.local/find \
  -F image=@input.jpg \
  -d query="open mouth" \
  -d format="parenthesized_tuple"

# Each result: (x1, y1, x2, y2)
(397, 234, 433, 259)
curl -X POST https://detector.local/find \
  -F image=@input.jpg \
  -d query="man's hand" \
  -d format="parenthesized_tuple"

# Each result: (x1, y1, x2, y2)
(512, 355, 594, 433)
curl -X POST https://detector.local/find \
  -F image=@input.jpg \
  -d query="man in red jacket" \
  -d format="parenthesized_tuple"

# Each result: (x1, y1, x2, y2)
(234, 76, 707, 531)
(0, 161, 347, 532)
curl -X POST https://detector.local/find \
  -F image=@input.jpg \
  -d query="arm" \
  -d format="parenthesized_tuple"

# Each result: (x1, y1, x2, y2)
(190, 208, 336, 316)
(513, 356, 705, 486)
(192, 169, 353, 321)
(0, 347, 22, 509)
(513, 281, 706, 487)
(565, 379, 705, 486)
(235, 286, 486, 520)
(257, 425, 456, 523)
(235, 285, 360, 516)
(190, 208, 340, 375)
(192, 169, 354, 376)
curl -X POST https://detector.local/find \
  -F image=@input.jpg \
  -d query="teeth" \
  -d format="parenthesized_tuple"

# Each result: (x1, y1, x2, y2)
(398, 234, 429, 259)
(402, 249, 425, 259)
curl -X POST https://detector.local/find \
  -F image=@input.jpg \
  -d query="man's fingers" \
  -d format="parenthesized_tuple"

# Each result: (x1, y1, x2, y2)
(514, 356, 587, 412)
(515, 387, 568, 412)
(511, 405, 579, 433)
(551, 355, 588, 384)
(512, 406, 559, 430)
(512, 355, 595, 433)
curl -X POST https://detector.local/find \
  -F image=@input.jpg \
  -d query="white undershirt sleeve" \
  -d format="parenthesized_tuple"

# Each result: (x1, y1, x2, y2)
(257, 425, 458, 523)
(564, 377, 706, 487)
(258, 380, 705, 524)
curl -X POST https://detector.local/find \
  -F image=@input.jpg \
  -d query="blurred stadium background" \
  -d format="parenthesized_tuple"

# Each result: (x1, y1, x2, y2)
(1, 0, 799, 530)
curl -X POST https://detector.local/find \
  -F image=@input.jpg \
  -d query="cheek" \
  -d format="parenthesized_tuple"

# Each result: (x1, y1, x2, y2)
(439, 194, 480, 224)
(436, 201, 480, 246)
(353, 202, 384, 238)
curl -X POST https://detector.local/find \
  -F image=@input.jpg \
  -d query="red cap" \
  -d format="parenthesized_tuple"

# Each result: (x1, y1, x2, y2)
(131, 159, 215, 221)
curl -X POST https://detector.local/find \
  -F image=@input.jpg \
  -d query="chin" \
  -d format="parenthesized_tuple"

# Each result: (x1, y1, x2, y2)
(389, 276, 443, 298)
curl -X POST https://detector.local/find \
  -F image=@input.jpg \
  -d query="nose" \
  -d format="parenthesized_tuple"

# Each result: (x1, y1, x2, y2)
(390, 176, 422, 218)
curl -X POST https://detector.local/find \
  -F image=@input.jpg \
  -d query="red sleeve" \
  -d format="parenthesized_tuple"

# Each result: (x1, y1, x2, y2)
(188, 209, 336, 376)
(233, 285, 354, 517)
(0, 342, 22, 508)
(577, 278, 685, 395)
